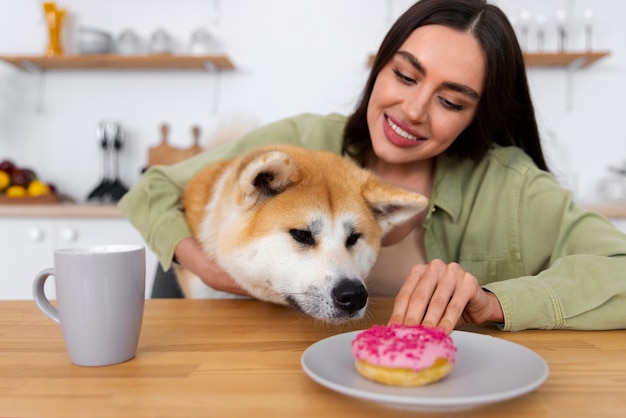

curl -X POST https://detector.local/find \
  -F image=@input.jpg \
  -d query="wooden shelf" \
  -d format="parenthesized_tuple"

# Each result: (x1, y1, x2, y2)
(367, 51, 609, 69)
(522, 51, 610, 68)
(0, 54, 235, 72)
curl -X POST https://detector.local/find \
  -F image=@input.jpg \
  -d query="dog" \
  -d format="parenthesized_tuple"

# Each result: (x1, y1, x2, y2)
(175, 144, 428, 323)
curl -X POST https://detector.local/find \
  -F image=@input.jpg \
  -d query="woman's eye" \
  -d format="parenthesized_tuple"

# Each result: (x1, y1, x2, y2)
(393, 68, 415, 85)
(439, 97, 464, 111)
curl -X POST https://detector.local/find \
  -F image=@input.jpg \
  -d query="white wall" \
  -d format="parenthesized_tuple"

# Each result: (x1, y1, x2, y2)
(0, 0, 624, 204)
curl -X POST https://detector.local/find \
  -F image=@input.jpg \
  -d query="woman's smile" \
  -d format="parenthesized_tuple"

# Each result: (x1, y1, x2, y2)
(384, 114, 426, 147)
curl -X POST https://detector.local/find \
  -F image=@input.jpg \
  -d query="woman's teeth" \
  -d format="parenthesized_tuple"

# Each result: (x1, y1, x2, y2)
(387, 117, 419, 141)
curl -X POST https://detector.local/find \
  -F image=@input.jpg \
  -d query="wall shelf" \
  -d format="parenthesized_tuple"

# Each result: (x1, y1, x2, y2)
(523, 51, 610, 68)
(367, 51, 610, 69)
(0, 54, 235, 72)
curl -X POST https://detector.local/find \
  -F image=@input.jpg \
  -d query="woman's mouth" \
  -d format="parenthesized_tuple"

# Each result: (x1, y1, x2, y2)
(383, 115, 425, 147)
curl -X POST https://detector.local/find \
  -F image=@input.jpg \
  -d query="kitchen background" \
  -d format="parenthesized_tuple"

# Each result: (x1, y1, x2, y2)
(1, 0, 625, 204)
(1, 0, 625, 299)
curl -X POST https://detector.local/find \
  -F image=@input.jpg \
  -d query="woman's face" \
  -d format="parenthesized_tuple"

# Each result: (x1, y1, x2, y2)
(367, 24, 486, 166)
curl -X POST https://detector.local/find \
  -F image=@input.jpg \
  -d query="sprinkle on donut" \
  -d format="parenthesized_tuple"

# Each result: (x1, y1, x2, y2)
(351, 324, 457, 372)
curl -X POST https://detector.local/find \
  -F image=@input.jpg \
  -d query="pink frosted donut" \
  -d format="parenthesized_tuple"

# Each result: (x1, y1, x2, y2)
(351, 324, 457, 386)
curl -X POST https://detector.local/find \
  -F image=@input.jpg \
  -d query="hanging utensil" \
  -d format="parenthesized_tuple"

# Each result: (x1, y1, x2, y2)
(86, 121, 129, 203)
(108, 125, 129, 201)
(86, 122, 111, 201)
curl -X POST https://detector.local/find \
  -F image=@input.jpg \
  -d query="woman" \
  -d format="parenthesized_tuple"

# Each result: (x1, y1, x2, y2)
(120, 0, 626, 332)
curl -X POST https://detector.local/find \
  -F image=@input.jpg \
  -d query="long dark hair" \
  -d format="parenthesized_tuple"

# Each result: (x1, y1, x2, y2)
(343, 0, 549, 171)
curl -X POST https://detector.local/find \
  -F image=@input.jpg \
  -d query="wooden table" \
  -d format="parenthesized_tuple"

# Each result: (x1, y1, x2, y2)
(1, 299, 624, 417)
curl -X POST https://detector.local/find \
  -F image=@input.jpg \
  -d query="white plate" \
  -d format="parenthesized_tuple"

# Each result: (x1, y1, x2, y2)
(301, 330, 548, 411)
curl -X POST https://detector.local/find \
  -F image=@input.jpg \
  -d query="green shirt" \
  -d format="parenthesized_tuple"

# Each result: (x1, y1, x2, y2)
(119, 113, 626, 331)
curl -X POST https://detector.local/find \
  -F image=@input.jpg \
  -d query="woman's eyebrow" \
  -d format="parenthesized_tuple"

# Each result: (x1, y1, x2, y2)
(443, 81, 480, 101)
(397, 50, 425, 75)
(396, 50, 481, 101)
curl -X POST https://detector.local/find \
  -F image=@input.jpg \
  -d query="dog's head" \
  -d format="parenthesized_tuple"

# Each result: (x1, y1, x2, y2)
(196, 145, 428, 323)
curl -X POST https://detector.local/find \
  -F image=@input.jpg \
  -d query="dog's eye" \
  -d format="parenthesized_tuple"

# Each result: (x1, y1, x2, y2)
(290, 229, 315, 246)
(346, 233, 361, 248)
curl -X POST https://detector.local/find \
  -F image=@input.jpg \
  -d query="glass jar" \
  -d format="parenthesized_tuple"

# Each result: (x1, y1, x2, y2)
(148, 28, 172, 55)
(116, 29, 141, 55)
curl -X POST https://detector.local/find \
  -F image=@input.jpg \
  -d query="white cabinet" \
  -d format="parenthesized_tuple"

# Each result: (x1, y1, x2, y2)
(0, 216, 157, 300)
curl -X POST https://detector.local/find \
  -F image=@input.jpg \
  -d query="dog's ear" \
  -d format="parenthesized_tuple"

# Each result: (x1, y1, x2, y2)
(237, 149, 301, 209)
(362, 175, 429, 235)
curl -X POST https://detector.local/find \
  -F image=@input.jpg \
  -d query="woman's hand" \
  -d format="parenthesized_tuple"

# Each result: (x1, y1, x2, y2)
(388, 259, 504, 334)
(174, 237, 249, 296)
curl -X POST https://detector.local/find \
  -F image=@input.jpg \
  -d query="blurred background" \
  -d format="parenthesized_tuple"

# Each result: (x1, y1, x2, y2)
(1, 0, 625, 299)
(0, 0, 624, 204)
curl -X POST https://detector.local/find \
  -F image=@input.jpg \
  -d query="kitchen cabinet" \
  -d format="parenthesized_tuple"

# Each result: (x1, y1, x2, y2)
(0, 214, 158, 300)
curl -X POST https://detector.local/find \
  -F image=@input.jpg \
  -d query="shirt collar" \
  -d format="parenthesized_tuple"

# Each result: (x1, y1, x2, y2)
(429, 153, 475, 223)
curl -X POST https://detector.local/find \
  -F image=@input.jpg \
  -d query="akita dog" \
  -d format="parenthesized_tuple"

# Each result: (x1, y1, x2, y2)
(176, 144, 428, 323)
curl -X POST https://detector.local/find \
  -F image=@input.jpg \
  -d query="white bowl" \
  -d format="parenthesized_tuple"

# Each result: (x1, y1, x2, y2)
(77, 28, 113, 54)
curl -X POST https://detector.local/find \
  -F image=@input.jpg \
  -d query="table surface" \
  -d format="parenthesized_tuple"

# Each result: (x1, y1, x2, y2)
(1, 299, 625, 418)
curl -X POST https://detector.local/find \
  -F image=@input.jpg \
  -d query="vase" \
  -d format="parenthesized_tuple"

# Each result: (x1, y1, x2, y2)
(43, 2, 66, 57)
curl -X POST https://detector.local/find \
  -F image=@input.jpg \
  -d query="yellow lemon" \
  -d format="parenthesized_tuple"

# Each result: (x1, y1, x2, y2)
(0, 170, 9, 191)
(27, 180, 51, 197)
(5, 185, 27, 197)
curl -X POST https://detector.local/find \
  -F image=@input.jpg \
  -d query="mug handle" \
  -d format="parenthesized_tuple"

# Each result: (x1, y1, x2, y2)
(32, 268, 60, 324)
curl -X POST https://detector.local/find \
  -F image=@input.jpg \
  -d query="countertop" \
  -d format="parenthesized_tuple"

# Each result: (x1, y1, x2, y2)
(0, 203, 124, 218)
(1, 202, 626, 218)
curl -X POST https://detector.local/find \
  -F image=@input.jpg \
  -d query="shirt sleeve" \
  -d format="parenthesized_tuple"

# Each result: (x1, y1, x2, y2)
(482, 169, 626, 331)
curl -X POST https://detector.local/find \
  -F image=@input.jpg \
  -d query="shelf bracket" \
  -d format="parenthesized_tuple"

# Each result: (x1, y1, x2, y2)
(204, 61, 221, 115)
(564, 58, 586, 112)
(567, 57, 586, 71)
(19, 60, 42, 73)
(18, 60, 46, 113)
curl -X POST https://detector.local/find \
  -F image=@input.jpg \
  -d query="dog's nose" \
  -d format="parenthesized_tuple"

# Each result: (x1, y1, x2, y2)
(332, 279, 368, 313)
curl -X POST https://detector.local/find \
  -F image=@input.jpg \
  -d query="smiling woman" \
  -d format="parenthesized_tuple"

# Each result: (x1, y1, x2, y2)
(119, 0, 626, 334)
(366, 25, 485, 167)
(344, 0, 542, 168)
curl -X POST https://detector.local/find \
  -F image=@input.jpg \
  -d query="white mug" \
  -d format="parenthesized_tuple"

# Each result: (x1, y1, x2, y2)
(32, 245, 146, 367)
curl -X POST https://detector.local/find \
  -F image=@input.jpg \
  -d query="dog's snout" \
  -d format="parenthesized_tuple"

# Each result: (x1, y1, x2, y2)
(332, 279, 368, 313)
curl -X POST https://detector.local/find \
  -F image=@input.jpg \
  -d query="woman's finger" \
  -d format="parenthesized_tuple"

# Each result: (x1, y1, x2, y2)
(420, 263, 461, 328)
(388, 263, 429, 325)
(434, 271, 478, 333)
(389, 259, 450, 325)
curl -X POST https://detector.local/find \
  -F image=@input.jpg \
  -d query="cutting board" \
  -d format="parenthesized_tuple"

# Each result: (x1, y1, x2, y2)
(147, 124, 205, 167)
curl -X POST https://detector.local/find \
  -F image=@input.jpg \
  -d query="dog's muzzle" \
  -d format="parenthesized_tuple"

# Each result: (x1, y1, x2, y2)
(332, 279, 368, 314)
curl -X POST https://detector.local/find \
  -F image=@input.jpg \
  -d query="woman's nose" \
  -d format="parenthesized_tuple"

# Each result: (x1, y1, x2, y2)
(402, 90, 429, 123)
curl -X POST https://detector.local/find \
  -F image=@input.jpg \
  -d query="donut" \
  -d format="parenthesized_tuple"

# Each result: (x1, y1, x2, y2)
(351, 324, 457, 386)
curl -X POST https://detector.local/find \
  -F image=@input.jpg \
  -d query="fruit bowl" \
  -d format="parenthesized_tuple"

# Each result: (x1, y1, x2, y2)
(0, 158, 59, 204)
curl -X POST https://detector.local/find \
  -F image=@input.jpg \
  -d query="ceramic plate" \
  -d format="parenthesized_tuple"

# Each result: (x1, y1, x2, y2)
(301, 330, 548, 411)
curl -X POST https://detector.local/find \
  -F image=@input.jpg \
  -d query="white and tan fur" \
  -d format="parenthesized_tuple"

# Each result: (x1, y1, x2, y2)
(176, 144, 428, 322)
